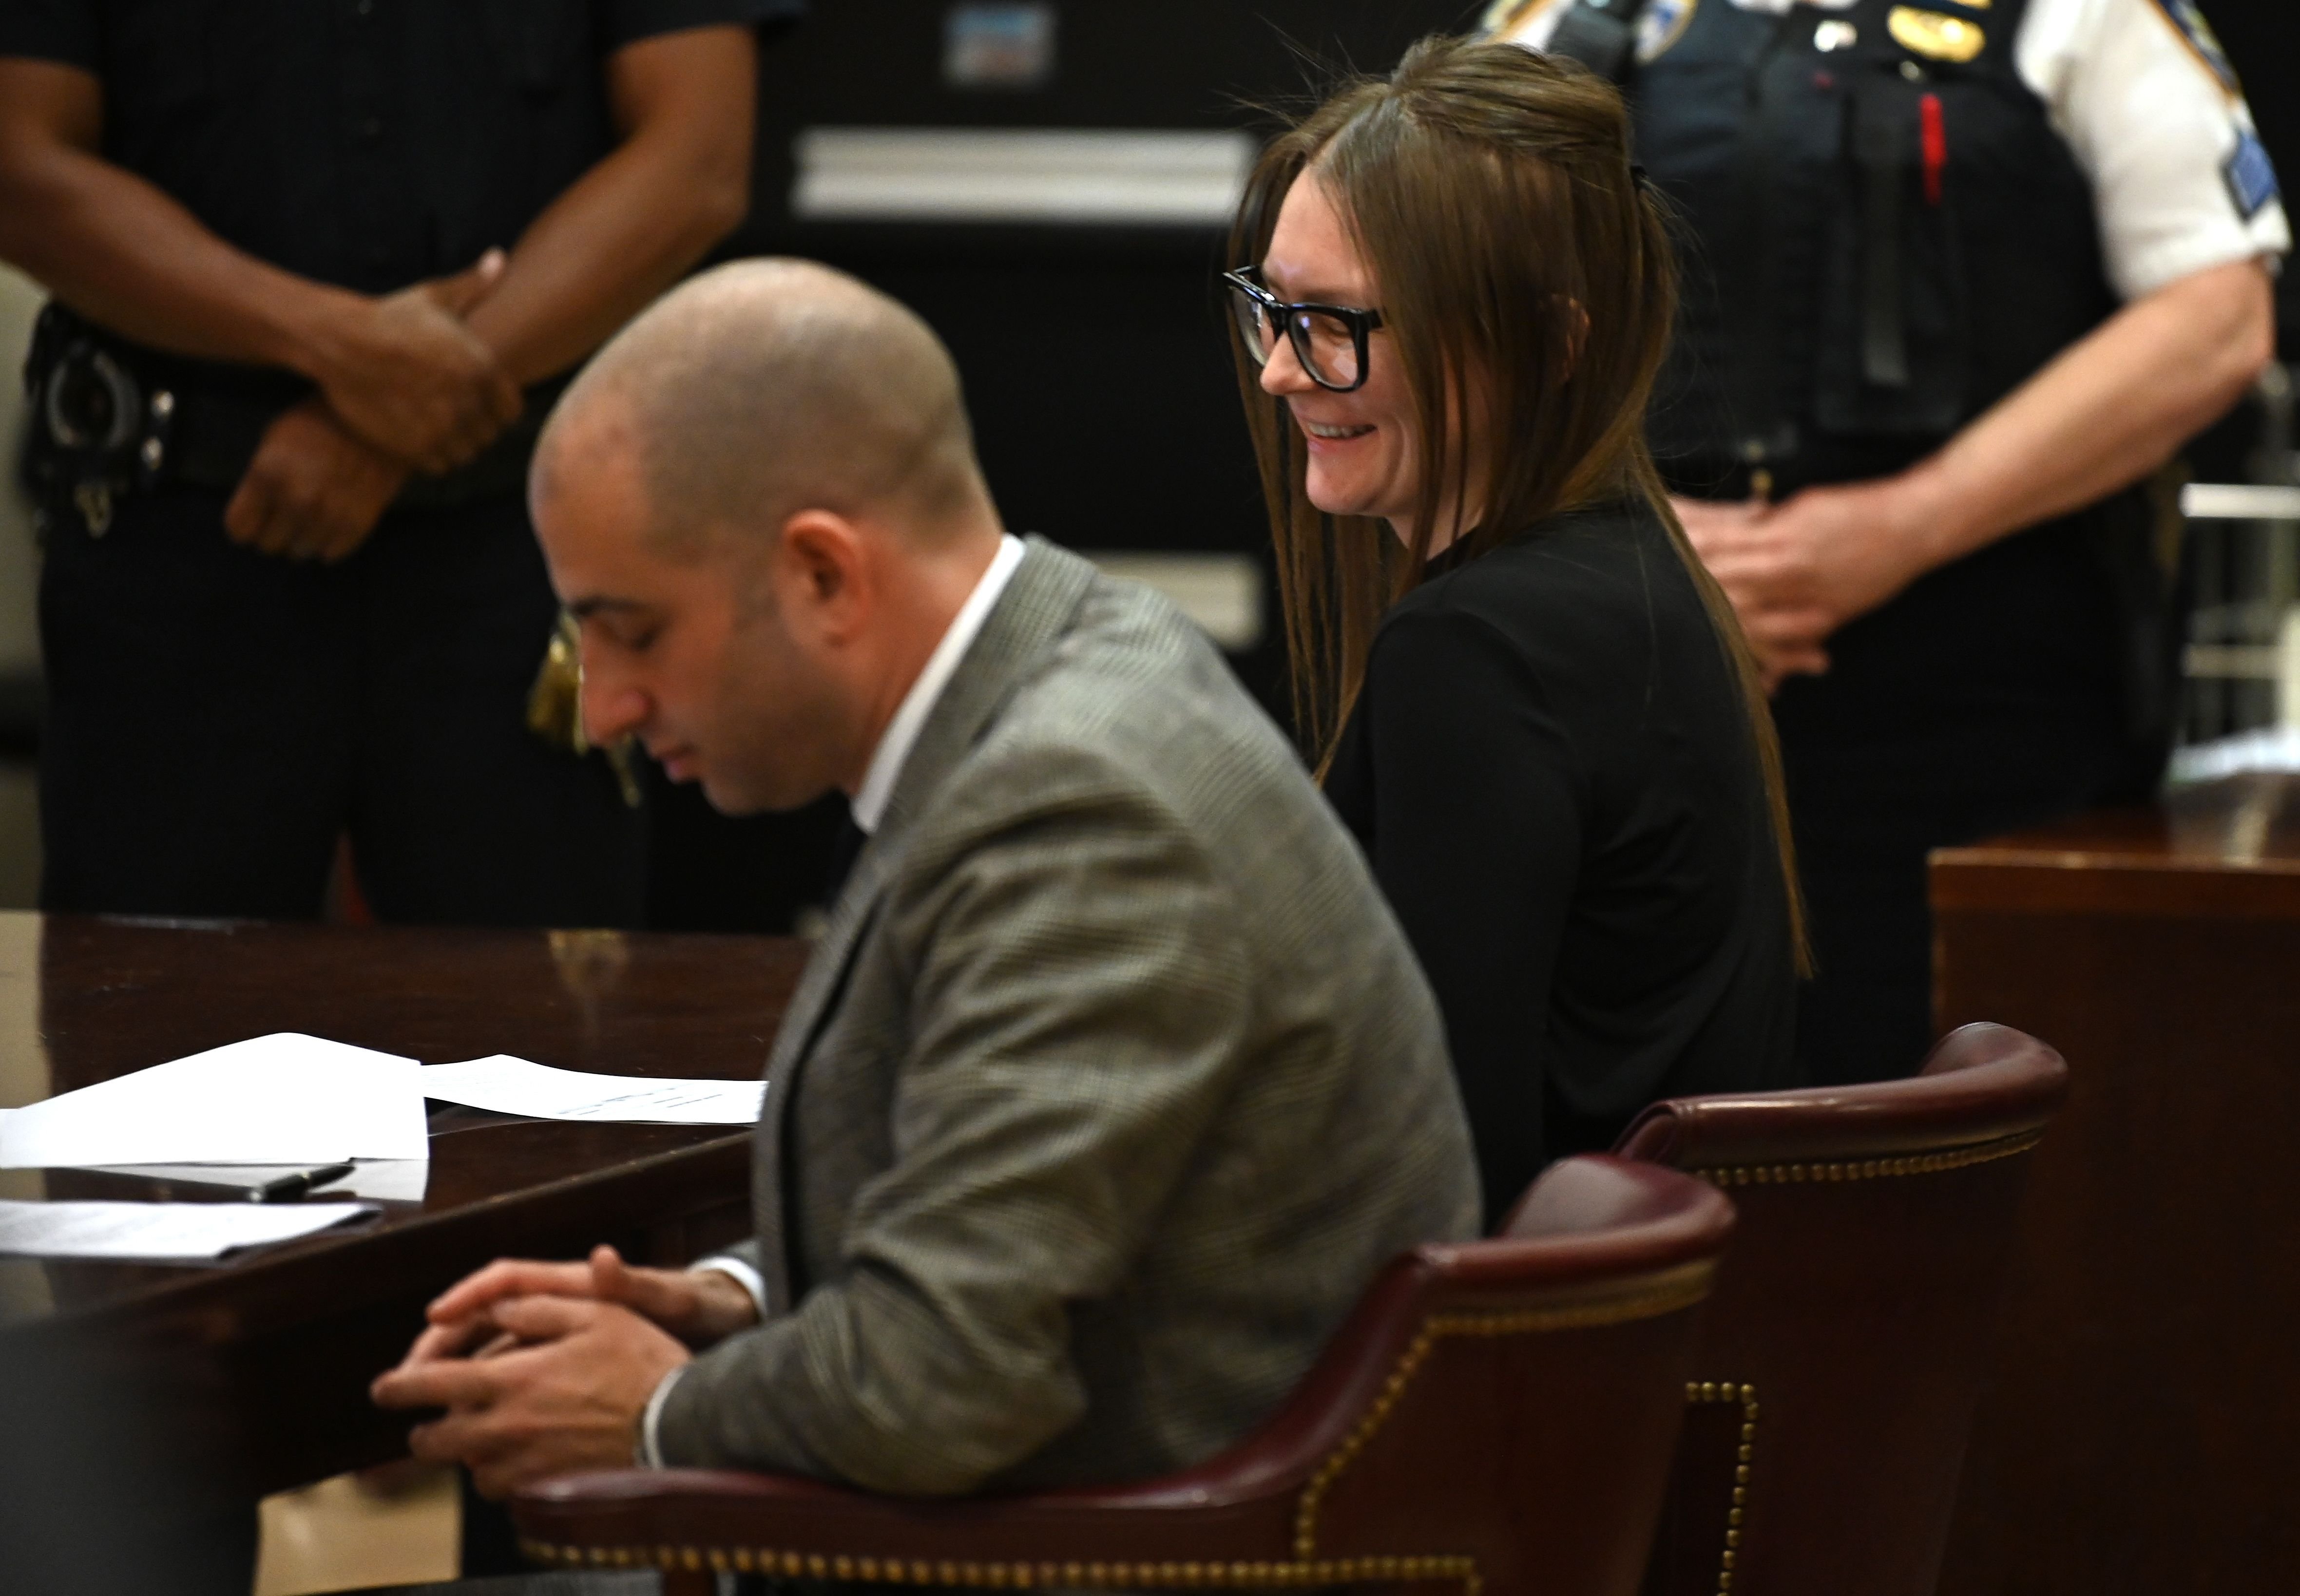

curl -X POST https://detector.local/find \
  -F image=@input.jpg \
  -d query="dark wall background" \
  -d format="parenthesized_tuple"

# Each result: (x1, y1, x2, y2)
(732, 0, 1479, 568)
(661, 0, 2300, 931)
(656, 1, 1477, 932)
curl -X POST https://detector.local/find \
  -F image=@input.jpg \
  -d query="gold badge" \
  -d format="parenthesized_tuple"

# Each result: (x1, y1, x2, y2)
(1482, 0, 1566, 38)
(1888, 6, 1986, 61)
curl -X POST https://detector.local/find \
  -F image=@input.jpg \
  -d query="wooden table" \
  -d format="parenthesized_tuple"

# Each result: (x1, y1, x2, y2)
(0, 912, 804, 1514)
(1930, 773, 2300, 1596)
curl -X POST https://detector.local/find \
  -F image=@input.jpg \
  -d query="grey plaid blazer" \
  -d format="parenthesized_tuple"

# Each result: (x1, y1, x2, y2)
(656, 538, 1479, 1494)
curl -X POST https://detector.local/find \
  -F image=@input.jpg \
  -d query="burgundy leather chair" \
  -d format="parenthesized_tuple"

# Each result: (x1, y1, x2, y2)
(1614, 1023, 2068, 1596)
(509, 1155, 1735, 1596)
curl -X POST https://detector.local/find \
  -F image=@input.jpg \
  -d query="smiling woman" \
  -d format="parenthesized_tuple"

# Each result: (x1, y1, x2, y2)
(1227, 37, 1810, 1224)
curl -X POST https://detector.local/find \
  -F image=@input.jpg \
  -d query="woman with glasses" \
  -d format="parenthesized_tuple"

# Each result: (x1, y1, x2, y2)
(1227, 36, 1806, 1225)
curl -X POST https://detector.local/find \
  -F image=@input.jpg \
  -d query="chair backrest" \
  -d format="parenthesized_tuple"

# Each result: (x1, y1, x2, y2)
(1265, 1154, 1735, 1596)
(511, 1155, 1733, 1596)
(1613, 1023, 2068, 1596)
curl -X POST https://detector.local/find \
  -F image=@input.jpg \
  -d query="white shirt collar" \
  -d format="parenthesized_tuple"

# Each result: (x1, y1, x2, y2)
(849, 534, 1026, 835)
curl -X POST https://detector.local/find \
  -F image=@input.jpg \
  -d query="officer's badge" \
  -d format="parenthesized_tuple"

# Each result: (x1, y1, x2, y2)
(1888, 6, 1986, 62)
(2151, 0, 2240, 95)
(1480, 0, 1568, 39)
(1638, 0, 1698, 63)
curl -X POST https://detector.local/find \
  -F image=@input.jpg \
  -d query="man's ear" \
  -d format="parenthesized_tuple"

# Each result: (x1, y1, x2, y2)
(775, 508, 872, 643)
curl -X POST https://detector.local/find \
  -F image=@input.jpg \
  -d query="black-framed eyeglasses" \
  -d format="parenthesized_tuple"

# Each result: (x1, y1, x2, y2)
(1222, 268, 1386, 394)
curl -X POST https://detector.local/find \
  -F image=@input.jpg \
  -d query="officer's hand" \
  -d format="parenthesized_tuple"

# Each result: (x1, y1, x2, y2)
(225, 399, 408, 564)
(1677, 487, 1931, 690)
(312, 250, 523, 475)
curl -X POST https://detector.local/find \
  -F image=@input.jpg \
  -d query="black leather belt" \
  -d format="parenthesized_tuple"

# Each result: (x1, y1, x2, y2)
(23, 304, 554, 534)
(159, 380, 547, 509)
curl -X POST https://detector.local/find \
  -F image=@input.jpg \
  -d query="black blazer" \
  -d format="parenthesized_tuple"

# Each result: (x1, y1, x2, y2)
(1326, 498, 1799, 1224)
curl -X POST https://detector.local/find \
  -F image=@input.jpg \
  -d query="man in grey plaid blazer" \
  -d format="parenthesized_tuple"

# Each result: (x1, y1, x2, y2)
(376, 260, 1478, 1501)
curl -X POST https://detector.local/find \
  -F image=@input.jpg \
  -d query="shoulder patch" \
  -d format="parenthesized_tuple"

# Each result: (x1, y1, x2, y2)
(2225, 126, 2281, 221)
(2151, 0, 2240, 95)
(1638, 0, 1699, 62)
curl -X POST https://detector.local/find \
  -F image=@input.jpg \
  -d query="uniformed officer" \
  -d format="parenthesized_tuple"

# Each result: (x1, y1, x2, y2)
(1491, 0, 2286, 1081)
(0, 1, 797, 931)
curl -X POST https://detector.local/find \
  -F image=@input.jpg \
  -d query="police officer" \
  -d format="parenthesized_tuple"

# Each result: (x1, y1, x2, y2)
(1491, 0, 2286, 1081)
(0, 1, 796, 931)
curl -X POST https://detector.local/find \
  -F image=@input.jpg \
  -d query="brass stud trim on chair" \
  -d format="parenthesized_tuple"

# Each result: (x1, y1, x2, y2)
(1692, 1129, 2042, 1188)
(514, 1270, 1714, 1596)
(1290, 1265, 1716, 1559)
(519, 1539, 1485, 1594)
(1682, 1381, 1760, 1596)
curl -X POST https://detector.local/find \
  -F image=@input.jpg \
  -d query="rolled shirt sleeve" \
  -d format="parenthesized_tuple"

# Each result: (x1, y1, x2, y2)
(2022, 0, 2288, 299)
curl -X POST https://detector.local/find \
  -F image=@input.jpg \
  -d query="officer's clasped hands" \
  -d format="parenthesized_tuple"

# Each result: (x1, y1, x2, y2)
(1678, 482, 1944, 693)
(224, 248, 523, 563)
(307, 247, 524, 476)
(221, 397, 411, 564)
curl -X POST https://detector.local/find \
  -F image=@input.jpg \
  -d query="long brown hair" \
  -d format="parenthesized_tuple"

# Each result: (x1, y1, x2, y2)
(1230, 35, 1809, 970)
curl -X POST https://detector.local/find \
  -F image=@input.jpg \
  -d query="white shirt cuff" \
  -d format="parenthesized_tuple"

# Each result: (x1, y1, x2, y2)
(637, 1259, 766, 1469)
(693, 1255, 769, 1321)
(638, 1366, 684, 1469)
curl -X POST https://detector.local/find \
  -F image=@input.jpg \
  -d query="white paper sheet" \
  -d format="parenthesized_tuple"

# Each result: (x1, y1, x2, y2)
(0, 1034, 430, 1169)
(0, 1199, 380, 1262)
(88, 1160, 432, 1203)
(420, 1056, 765, 1125)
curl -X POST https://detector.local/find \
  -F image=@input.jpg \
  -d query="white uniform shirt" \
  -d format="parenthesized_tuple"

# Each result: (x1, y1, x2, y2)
(1487, 0, 2289, 302)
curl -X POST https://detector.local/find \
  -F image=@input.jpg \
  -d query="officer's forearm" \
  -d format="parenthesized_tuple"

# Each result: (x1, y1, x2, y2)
(1891, 257, 2276, 569)
(460, 27, 757, 386)
(0, 59, 378, 382)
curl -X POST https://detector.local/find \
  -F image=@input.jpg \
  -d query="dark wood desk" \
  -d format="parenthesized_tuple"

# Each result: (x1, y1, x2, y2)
(0, 912, 804, 1510)
(1930, 774, 2300, 1596)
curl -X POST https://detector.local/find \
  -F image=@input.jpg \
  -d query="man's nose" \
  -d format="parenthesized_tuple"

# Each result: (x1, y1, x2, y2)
(579, 666, 649, 751)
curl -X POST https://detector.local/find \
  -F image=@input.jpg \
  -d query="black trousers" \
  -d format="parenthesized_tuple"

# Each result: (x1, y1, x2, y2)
(1770, 514, 2160, 1085)
(38, 487, 644, 927)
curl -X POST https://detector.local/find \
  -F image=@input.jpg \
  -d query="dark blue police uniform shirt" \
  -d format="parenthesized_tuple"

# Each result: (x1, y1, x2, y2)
(0, 0, 801, 297)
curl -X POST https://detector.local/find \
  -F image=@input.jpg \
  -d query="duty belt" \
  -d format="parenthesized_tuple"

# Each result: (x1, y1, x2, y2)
(21, 304, 551, 536)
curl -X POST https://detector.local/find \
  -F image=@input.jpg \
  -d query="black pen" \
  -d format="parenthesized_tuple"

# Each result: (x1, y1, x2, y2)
(248, 1162, 357, 1203)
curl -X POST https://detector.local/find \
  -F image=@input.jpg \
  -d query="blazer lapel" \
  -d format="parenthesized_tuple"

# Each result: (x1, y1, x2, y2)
(874, 537, 1097, 838)
(758, 540, 1093, 1082)
(749, 537, 1099, 1314)
(751, 840, 893, 1315)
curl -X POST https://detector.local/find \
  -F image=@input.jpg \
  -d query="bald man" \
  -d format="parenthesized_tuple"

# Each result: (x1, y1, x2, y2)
(372, 261, 1478, 1501)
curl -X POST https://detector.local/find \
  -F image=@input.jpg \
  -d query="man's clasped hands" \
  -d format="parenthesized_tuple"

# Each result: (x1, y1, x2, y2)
(221, 248, 522, 565)
(368, 1244, 761, 1499)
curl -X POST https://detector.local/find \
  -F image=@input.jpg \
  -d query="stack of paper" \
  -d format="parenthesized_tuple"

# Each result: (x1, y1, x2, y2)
(0, 1034, 429, 1170)
(0, 1199, 379, 1263)
(0, 1037, 761, 1236)
(419, 1056, 764, 1125)
(86, 1162, 431, 1202)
